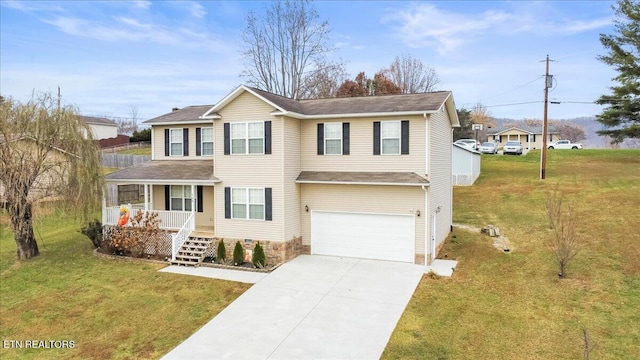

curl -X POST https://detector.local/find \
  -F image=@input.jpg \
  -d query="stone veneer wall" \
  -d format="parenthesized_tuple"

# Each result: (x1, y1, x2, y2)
(216, 236, 307, 266)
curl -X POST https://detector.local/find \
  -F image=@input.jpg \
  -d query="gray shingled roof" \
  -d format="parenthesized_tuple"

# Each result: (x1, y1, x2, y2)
(143, 105, 214, 125)
(105, 160, 218, 183)
(79, 115, 117, 126)
(249, 86, 450, 115)
(296, 171, 429, 186)
(488, 126, 558, 135)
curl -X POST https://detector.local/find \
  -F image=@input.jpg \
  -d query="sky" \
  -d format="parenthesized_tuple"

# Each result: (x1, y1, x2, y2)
(0, 0, 618, 124)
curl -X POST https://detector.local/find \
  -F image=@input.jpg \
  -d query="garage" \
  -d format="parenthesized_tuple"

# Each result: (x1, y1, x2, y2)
(311, 211, 415, 263)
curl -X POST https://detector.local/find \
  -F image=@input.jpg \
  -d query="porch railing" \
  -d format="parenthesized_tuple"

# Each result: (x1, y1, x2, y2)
(171, 213, 195, 261)
(102, 205, 192, 230)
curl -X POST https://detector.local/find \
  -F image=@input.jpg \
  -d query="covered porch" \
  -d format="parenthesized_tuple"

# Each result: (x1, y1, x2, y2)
(103, 160, 219, 233)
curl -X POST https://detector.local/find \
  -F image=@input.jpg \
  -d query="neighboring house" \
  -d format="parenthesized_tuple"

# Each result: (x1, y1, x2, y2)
(452, 144, 480, 186)
(0, 135, 78, 202)
(79, 115, 118, 140)
(488, 126, 560, 149)
(104, 85, 460, 266)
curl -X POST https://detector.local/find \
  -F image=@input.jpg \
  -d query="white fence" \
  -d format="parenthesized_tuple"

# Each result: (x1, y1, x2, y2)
(102, 206, 192, 230)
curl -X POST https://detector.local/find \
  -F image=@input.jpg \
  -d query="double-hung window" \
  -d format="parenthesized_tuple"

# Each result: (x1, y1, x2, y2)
(169, 129, 183, 156)
(231, 122, 264, 154)
(381, 121, 401, 155)
(231, 188, 265, 220)
(324, 123, 342, 155)
(201, 128, 214, 156)
(170, 185, 194, 211)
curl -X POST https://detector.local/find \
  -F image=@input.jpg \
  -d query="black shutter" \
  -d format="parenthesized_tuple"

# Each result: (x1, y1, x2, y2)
(373, 121, 381, 155)
(224, 187, 231, 219)
(197, 186, 203, 213)
(196, 128, 201, 156)
(224, 123, 230, 155)
(183, 128, 189, 156)
(401, 120, 410, 155)
(164, 185, 170, 210)
(317, 123, 324, 155)
(264, 121, 272, 154)
(342, 123, 350, 155)
(164, 129, 170, 156)
(265, 188, 272, 221)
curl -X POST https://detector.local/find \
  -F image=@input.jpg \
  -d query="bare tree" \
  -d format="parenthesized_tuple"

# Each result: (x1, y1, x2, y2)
(113, 105, 139, 136)
(470, 103, 496, 142)
(240, 0, 340, 99)
(0, 93, 103, 260)
(552, 122, 586, 142)
(387, 54, 440, 93)
(299, 60, 348, 99)
(546, 188, 580, 278)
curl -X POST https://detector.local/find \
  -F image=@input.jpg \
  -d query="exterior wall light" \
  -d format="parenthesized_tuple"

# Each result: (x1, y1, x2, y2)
(305, 205, 309, 212)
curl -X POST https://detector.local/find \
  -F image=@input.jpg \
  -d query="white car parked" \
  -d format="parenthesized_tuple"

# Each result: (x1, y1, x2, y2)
(503, 141, 523, 155)
(454, 139, 479, 150)
(478, 142, 498, 154)
(548, 140, 583, 149)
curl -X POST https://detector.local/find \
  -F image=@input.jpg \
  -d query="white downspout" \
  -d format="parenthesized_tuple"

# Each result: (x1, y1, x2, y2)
(421, 184, 428, 267)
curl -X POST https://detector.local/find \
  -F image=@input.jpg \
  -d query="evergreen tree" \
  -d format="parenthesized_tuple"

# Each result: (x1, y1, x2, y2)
(596, 0, 640, 143)
(233, 241, 244, 266)
(216, 239, 226, 264)
(252, 242, 266, 268)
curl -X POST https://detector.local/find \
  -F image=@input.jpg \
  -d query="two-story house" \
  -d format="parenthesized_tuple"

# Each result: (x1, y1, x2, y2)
(103, 85, 459, 266)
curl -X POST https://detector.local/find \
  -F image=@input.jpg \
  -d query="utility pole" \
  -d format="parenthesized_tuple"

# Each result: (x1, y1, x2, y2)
(540, 55, 554, 180)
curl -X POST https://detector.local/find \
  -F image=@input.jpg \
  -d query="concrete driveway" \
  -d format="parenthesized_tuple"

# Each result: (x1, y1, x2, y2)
(162, 255, 425, 360)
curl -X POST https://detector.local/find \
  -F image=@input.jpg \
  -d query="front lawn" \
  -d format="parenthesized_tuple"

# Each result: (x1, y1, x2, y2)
(0, 206, 250, 359)
(384, 149, 640, 359)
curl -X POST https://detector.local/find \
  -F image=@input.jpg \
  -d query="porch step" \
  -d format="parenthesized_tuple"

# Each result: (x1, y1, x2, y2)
(170, 235, 216, 267)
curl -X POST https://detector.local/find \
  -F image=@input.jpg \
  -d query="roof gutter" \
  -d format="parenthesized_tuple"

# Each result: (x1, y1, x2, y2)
(272, 110, 439, 119)
(295, 180, 430, 187)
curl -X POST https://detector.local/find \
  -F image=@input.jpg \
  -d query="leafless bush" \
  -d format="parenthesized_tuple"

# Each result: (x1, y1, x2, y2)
(546, 189, 580, 278)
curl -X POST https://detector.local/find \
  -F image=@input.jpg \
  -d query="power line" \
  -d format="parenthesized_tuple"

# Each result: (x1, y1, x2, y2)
(478, 76, 545, 103)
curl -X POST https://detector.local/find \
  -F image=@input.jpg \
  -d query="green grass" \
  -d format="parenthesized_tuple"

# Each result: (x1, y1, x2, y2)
(384, 149, 640, 360)
(0, 206, 250, 359)
(115, 147, 151, 155)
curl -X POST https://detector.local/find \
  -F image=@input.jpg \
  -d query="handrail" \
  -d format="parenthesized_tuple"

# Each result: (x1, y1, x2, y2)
(171, 213, 194, 261)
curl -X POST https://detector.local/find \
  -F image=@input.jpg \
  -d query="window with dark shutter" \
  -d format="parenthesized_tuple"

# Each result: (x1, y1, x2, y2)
(164, 185, 170, 210)
(164, 129, 170, 156)
(342, 123, 350, 155)
(196, 128, 201, 156)
(317, 123, 324, 155)
(264, 121, 272, 154)
(224, 123, 230, 155)
(197, 186, 203, 213)
(401, 120, 410, 155)
(183, 128, 189, 156)
(224, 187, 231, 218)
(373, 122, 381, 155)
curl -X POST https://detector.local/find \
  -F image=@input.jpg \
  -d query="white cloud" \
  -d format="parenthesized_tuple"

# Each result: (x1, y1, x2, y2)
(0, 0, 64, 12)
(132, 0, 151, 10)
(383, 3, 612, 54)
(188, 2, 207, 19)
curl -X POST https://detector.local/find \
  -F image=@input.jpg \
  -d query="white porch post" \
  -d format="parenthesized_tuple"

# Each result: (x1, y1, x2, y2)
(101, 193, 107, 225)
(149, 184, 154, 210)
(190, 184, 196, 230)
(144, 184, 149, 211)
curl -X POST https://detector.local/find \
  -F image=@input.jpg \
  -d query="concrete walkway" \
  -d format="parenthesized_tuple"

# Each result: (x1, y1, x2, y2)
(161, 255, 425, 360)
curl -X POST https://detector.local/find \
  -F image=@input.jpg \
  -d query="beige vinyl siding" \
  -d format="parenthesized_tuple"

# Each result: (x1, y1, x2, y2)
(282, 116, 302, 239)
(214, 91, 285, 241)
(428, 110, 453, 251)
(300, 184, 425, 255)
(152, 123, 214, 160)
(150, 185, 214, 231)
(300, 116, 426, 173)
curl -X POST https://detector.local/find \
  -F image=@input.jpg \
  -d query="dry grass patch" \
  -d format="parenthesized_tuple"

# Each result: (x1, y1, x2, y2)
(384, 150, 640, 359)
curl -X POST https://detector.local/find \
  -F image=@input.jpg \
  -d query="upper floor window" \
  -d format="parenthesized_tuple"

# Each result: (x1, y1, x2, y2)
(381, 121, 401, 155)
(170, 128, 183, 156)
(224, 121, 271, 155)
(374, 120, 409, 155)
(324, 123, 343, 155)
(201, 127, 214, 156)
(317, 122, 349, 155)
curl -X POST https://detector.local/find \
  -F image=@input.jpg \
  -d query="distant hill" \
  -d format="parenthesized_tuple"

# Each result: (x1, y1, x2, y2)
(492, 117, 639, 149)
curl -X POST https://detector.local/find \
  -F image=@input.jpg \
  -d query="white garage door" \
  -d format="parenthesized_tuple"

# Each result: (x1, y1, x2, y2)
(311, 211, 415, 263)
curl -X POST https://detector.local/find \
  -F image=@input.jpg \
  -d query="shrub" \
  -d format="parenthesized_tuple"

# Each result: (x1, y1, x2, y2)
(80, 219, 102, 248)
(252, 242, 266, 268)
(103, 210, 161, 258)
(216, 239, 226, 264)
(233, 241, 244, 266)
